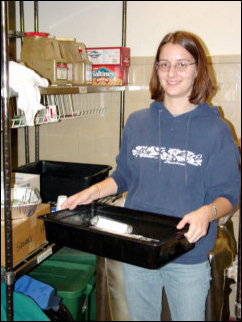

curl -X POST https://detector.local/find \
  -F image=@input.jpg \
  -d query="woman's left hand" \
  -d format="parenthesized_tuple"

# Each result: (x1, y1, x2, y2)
(176, 205, 212, 243)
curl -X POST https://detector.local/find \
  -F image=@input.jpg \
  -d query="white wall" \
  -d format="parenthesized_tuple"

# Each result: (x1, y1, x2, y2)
(16, 1, 241, 59)
(127, 1, 241, 56)
(15, 1, 123, 60)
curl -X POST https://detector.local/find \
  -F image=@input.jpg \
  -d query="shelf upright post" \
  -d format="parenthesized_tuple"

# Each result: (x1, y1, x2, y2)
(34, 1, 40, 161)
(119, 1, 127, 148)
(19, 1, 30, 164)
(1, 1, 15, 320)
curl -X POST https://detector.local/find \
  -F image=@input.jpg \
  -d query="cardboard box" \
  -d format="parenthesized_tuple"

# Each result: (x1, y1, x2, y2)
(1, 203, 50, 267)
(86, 47, 130, 67)
(92, 65, 129, 86)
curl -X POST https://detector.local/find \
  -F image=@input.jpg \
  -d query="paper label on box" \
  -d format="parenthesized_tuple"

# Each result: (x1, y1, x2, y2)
(87, 49, 121, 65)
(87, 47, 130, 66)
(37, 247, 53, 264)
(56, 62, 68, 80)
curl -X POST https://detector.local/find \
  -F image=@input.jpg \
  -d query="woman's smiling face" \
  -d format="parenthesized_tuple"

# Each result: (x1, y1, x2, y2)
(157, 43, 198, 102)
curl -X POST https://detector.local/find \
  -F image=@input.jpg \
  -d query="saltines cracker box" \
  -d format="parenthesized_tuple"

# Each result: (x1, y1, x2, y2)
(86, 47, 130, 66)
(86, 47, 130, 86)
(92, 65, 129, 86)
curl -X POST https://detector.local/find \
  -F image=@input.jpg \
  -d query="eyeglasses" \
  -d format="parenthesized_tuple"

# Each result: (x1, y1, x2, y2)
(156, 61, 197, 73)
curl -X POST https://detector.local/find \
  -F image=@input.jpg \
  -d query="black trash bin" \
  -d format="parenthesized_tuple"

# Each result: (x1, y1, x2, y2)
(13, 160, 112, 203)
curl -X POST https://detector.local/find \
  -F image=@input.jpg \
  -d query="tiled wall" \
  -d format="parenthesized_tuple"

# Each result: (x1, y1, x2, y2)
(210, 55, 241, 142)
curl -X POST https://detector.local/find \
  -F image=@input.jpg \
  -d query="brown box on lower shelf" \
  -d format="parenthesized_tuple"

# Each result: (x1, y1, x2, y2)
(1, 203, 50, 267)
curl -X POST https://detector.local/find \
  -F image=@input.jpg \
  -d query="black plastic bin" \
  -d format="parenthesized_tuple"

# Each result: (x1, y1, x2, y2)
(13, 161, 112, 203)
(39, 202, 194, 269)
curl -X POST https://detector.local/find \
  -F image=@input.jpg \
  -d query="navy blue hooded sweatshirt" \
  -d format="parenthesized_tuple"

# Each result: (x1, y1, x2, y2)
(111, 101, 240, 264)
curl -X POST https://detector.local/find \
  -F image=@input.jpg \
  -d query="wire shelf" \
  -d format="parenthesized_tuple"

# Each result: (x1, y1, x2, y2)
(2, 88, 119, 130)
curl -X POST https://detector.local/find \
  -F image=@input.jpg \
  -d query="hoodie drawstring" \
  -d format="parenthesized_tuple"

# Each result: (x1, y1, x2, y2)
(159, 110, 162, 172)
(158, 105, 192, 182)
(184, 114, 191, 184)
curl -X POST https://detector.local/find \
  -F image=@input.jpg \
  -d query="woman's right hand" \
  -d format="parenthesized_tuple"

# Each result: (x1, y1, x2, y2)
(61, 185, 99, 210)
(61, 177, 118, 211)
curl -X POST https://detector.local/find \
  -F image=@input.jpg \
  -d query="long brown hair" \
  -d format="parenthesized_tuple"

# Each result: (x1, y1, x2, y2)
(149, 31, 215, 104)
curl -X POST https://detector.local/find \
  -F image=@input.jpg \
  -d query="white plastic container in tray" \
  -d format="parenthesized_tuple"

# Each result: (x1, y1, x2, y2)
(1, 187, 41, 220)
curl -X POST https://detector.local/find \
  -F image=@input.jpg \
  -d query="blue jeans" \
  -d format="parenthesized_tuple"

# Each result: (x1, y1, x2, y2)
(122, 260, 211, 321)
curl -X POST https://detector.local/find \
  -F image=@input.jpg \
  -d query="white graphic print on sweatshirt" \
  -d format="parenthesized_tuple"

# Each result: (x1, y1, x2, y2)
(132, 146, 202, 167)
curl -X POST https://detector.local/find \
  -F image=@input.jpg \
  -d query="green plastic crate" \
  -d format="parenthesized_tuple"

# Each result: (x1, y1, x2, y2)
(29, 260, 96, 321)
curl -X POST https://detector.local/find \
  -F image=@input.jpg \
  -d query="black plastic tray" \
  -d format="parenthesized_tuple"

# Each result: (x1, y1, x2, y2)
(13, 161, 112, 202)
(39, 202, 194, 269)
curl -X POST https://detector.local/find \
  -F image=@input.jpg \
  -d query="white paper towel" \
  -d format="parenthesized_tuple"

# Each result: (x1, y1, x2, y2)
(7, 61, 49, 126)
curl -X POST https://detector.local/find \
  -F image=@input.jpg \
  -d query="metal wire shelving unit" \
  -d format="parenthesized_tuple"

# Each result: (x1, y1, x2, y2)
(1, 1, 127, 320)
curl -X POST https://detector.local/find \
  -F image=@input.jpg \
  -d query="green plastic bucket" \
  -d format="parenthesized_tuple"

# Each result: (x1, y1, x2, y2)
(49, 247, 96, 267)
(29, 260, 96, 321)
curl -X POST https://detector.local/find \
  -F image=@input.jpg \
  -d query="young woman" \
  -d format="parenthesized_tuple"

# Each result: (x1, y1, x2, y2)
(62, 31, 240, 321)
